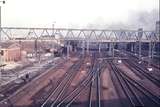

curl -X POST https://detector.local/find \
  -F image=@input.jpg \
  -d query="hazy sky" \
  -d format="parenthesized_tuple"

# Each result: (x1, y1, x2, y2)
(1, 0, 159, 28)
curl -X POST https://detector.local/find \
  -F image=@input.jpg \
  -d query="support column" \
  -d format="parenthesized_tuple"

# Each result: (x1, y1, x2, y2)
(0, 5, 2, 81)
(113, 42, 115, 58)
(152, 42, 155, 59)
(104, 43, 107, 56)
(35, 39, 38, 58)
(82, 41, 85, 55)
(139, 41, 141, 59)
(109, 42, 112, 56)
(134, 42, 137, 55)
(0, 67, 2, 82)
(124, 42, 127, 51)
(99, 43, 101, 53)
(106, 43, 108, 49)
(52, 41, 54, 58)
(131, 42, 134, 52)
(87, 41, 89, 54)
(148, 41, 152, 67)
(67, 41, 70, 58)
(138, 28, 143, 59)
(38, 47, 41, 63)
(77, 41, 80, 53)
(74, 42, 77, 52)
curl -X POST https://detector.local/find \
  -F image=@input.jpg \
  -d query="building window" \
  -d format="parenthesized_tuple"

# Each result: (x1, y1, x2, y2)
(1, 50, 4, 56)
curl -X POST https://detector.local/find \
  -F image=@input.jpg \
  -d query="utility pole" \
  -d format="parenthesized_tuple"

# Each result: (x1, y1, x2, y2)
(52, 22, 56, 59)
(35, 39, 38, 58)
(52, 22, 56, 38)
(0, 1, 5, 82)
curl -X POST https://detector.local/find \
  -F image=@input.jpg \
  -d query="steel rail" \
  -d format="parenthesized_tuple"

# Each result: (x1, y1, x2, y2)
(41, 59, 83, 107)
(0, 60, 65, 105)
(110, 62, 144, 106)
(121, 71, 160, 106)
(125, 58, 160, 87)
(65, 76, 95, 107)
(50, 60, 83, 107)
(124, 50, 160, 70)
(57, 57, 98, 106)
(89, 76, 94, 107)
(109, 61, 136, 107)
(111, 61, 160, 106)
(56, 55, 105, 107)
(56, 58, 97, 107)
(97, 71, 101, 107)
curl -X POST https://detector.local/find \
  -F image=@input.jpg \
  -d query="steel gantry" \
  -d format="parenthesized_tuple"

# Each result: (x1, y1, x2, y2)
(1, 27, 159, 42)
(0, 27, 159, 65)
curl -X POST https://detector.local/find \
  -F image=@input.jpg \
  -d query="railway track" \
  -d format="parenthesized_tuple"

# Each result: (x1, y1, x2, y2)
(124, 58, 160, 87)
(109, 61, 160, 107)
(0, 58, 67, 106)
(0, 82, 25, 102)
(53, 56, 97, 107)
(88, 60, 101, 107)
(41, 57, 84, 107)
(54, 68, 95, 107)
(124, 50, 160, 70)
(115, 50, 160, 87)
(1, 50, 159, 107)
(49, 53, 105, 107)
(97, 70, 101, 107)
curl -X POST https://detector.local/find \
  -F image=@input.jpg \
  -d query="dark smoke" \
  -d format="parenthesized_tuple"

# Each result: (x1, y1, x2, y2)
(128, 9, 159, 30)
(86, 9, 159, 30)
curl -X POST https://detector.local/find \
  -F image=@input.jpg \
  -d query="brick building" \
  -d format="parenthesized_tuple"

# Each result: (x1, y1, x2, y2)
(1, 43, 21, 62)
